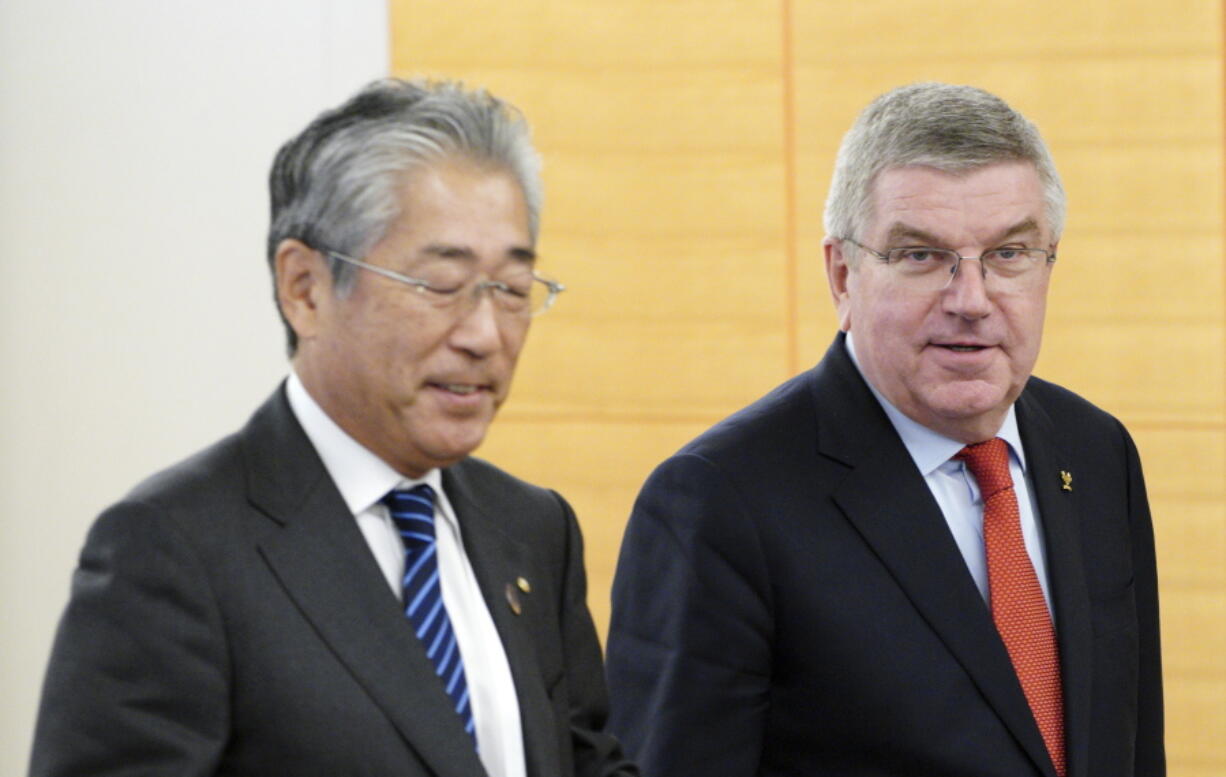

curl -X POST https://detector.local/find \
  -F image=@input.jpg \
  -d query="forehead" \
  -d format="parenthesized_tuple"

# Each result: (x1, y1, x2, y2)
(389, 158, 532, 249)
(864, 162, 1047, 244)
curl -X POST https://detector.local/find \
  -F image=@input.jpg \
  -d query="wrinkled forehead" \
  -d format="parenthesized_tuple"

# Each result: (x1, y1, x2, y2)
(862, 162, 1050, 245)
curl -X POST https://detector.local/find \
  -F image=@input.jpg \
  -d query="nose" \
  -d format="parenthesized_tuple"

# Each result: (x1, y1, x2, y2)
(941, 255, 992, 319)
(448, 288, 505, 357)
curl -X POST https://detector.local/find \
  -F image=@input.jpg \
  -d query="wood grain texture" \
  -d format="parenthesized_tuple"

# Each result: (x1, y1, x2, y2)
(391, 0, 1224, 770)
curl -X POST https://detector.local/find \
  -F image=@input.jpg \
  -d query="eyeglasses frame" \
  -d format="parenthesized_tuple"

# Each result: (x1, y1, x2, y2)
(839, 237, 1056, 291)
(320, 248, 565, 316)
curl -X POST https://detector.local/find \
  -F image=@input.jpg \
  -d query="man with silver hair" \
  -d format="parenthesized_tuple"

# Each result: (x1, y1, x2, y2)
(607, 82, 1164, 776)
(32, 78, 636, 777)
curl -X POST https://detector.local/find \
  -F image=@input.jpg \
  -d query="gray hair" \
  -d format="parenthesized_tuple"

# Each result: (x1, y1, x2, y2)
(267, 77, 542, 352)
(824, 82, 1065, 249)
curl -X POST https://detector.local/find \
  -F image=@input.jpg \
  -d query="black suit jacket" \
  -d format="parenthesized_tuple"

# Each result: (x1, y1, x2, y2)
(31, 385, 634, 777)
(606, 334, 1163, 777)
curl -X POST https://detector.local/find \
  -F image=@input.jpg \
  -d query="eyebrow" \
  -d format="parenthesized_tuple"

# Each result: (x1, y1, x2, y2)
(882, 218, 1042, 248)
(420, 243, 537, 263)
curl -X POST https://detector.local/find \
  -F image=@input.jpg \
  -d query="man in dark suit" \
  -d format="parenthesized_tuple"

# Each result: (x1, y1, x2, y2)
(31, 78, 635, 777)
(606, 83, 1164, 777)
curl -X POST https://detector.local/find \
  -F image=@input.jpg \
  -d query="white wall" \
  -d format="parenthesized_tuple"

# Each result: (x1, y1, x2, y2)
(0, 2, 388, 771)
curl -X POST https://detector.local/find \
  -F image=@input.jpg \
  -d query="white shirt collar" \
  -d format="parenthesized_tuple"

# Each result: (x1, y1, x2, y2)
(844, 332, 1027, 475)
(285, 371, 443, 515)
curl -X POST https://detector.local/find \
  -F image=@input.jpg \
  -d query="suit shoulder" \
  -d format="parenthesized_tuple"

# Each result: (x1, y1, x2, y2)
(446, 458, 579, 566)
(678, 369, 818, 465)
(1023, 375, 1126, 433)
(122, 430, 247, 512)
(1022, 375, 1138, 466)
(447, 456, 567, 517)
(76, 431, 253, 564)
(451, 455, 551, 494)
(62, 432, 257, 603)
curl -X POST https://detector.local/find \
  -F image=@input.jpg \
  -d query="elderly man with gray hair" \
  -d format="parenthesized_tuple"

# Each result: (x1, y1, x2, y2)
(607, 82, 1164, 777)
(31, 78, 636, 777)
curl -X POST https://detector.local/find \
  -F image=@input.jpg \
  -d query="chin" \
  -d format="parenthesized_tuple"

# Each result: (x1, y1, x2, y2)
(927, 382, 1010, 420)
(426, 428, 491, 464)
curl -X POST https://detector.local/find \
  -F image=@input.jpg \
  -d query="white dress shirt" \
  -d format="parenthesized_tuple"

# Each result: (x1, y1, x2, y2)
(286, 373, 526, 777)
(845, 334, 1055, 617)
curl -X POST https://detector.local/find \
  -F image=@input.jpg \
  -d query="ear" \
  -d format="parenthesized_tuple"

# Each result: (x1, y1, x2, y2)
(824, 237, 854, 332)
(274, 238, 331, 344)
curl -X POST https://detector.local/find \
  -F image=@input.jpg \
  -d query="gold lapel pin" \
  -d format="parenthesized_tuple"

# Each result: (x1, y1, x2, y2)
(505, 583, 523, 616)
(1060, 470, 1073, 492)
(516, 576, 531, 594)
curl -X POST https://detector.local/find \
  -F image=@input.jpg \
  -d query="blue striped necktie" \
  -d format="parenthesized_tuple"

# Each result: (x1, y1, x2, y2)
(382, 484, 476, 744)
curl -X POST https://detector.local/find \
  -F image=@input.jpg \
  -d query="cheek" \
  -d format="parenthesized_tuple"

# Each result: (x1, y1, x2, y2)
(499, 320, 531, 359)
(387, 311, 451, 361)
(1005, 296, 1048, 352)
(505, 332, 528, 365)
(855, 292, 927, 345)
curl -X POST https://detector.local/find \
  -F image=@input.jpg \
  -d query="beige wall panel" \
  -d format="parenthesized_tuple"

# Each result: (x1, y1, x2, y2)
(1130, 424, 1226, 769)
(1035, 321, 1225, 422)
(1162, 590, 1226, 772)
(1131, 427, 1225, 500)
(792, 0, 1217, 54)
(789, 59, 1219, 146)
(394, 0, 779, 69)
(1165, 678, 1226, 777)
(540, 151, 784, 239)
(1149, 499, 1226, 587)
(1161, 589, 1226, 674)
(1022, 60, 1221, 145)
(541, 235, 786, 320)
(1045, 235, 1223, 328)
(506, 318, 789, 420)
(1167, 675, 1226, 763)
(487, 72, 784, 154)
(1061, 146, 1223, 235)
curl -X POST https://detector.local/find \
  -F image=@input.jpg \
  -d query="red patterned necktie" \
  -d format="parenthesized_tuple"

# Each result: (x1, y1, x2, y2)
(956, 438, 1065, 776)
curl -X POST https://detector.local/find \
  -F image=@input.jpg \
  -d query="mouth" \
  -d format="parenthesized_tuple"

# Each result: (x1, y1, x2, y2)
(940, 344, 987, 352)
(428, 381, 492, 396)
(928, 341, 999, 358)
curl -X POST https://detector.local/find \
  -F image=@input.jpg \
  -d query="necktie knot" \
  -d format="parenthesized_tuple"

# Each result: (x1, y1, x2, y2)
(955, 437, 1013, 497)
(383, 484, 437, 549)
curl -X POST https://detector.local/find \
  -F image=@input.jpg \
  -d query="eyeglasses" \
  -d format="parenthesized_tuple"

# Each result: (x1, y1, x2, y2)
(841, 238, 1056, 293)
(322, 249, 565, 317)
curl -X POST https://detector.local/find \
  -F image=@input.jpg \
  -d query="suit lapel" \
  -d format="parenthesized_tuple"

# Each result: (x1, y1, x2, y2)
(242, 387, 486, 777)
(816, 337, 1058, 776)
(1017, 390, 1093, 777)
(444, 463, 558, 777)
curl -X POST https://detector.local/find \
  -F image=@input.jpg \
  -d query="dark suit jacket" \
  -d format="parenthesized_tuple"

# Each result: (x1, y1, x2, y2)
(31, 386, 634, 777)
(606, 333, 1163, 777)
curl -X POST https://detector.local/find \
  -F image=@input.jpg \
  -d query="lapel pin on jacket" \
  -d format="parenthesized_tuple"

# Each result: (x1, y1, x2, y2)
(1060, 470, 1073, 492)
(505, 583, 523, 615)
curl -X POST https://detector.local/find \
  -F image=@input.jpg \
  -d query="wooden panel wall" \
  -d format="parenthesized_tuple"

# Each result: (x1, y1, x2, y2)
(391, 1, 1224, 772)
